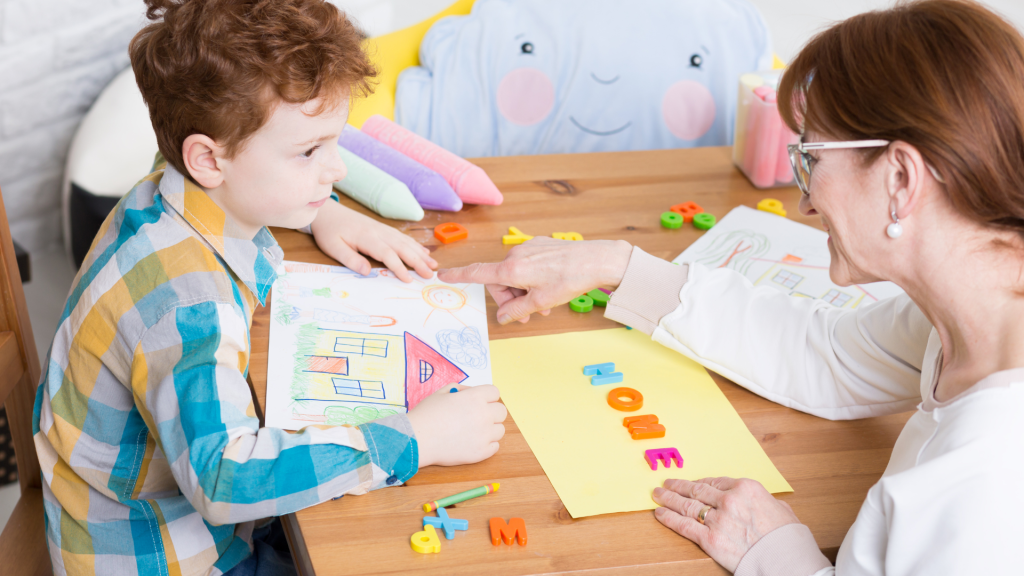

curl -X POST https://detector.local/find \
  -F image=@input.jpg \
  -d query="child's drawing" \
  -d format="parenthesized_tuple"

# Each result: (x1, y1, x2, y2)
(436, 326, 489, 369)
(676, 206, 903, 308)
(266, 263, 491, 430)
(283, 262, 380, 277)
(694, 230, 771, 275)
(379, 269, 484, 327)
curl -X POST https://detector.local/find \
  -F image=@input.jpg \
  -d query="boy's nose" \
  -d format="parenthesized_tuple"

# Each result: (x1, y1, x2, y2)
(324, 147, 348, 184)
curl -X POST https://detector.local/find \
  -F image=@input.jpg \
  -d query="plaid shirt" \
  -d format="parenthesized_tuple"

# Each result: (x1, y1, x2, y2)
(33, 162, 418, 576)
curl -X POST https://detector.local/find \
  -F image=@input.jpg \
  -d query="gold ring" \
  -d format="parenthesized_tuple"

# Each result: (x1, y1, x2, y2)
(697, 505, 713, 525)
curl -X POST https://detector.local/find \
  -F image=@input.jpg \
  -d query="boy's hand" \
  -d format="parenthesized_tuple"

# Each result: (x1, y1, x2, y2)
(310, 200, 437, 282)
(406, 384, 507, 467)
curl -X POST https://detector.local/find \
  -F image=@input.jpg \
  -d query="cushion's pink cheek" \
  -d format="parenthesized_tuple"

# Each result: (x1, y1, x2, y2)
(662, 80, 716, 140)
(496, 67, 555, 126)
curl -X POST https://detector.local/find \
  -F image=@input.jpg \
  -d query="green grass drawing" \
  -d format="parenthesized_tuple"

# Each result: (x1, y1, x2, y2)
(324, 405, 401, 426)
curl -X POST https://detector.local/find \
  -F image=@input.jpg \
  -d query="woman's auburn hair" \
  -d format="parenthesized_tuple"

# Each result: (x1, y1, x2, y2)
(778, 0, 1024, 238)
(129, 0, 376, 178)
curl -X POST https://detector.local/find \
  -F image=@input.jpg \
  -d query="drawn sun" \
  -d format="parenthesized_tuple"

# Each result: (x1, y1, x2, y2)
(422, 285, 467, 310)
(381, 272, 483, 326)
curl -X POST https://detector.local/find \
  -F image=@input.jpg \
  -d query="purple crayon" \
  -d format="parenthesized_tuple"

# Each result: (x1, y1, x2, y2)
(339, 125, 462, 212)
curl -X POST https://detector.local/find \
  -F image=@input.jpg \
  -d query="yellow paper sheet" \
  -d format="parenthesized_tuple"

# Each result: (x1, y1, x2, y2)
(491, 328, 792, 518)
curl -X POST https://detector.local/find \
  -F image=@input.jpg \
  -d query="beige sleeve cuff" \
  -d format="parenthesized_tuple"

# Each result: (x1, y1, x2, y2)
(604, 246, 689, 335)
(734, 523, 833, 576)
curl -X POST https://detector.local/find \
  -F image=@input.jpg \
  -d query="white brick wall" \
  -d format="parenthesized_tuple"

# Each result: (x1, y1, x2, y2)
(0, 0, 144, 252)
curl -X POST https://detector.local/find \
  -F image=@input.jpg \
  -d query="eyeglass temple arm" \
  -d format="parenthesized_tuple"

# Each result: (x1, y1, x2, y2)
(798, 140, 891, 151)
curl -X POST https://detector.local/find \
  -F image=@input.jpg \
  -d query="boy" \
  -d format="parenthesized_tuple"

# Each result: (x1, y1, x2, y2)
(32, 1, 507, 574)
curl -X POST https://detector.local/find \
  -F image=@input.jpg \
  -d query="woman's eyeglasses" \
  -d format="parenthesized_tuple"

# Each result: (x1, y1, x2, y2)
(787, 140, 890, 194)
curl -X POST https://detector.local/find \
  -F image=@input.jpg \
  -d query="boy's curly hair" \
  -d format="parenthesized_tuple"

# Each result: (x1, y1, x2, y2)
(130, 0, 376, 178)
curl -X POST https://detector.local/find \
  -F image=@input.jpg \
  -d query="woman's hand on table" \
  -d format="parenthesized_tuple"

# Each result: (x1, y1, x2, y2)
(437, 237, 633, 325)
(311, 200, 437, 282)
(652, 477, 801, 572)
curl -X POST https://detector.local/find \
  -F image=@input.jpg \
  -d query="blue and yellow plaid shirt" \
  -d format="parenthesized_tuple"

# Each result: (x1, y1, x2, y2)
(33, 162, 418, 575)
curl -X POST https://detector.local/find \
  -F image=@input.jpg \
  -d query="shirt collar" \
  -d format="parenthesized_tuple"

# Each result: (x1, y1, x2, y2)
(157, 163, 283, 305)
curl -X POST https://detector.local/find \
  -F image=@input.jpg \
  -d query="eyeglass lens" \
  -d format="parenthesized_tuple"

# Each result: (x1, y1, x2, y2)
(788, 145, 811, 194)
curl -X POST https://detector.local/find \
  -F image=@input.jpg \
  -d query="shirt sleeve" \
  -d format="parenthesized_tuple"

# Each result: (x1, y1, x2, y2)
(131, 299, 417, 526)
(734, 524, 833, 576)
(606, 247, 933, 420)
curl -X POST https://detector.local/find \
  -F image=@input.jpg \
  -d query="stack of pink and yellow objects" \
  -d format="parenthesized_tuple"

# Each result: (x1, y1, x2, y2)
(732, 71, 800, 189)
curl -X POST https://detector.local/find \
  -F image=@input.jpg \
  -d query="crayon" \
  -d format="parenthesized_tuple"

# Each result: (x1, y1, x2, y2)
(422, 482, 500, 512)
(338, 125, 463, 212)
(332, 145, 425, 221)
(775, 125, 799, 184)
(362, 115, 504, 206)
(748, 89, 782, 188)
(733, 74, 764, 166)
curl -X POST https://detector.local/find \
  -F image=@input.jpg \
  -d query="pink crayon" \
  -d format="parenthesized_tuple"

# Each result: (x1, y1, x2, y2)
(750, 90, 782, 188)
(775, 125, 799, 184)
(362, 115, 504, 206)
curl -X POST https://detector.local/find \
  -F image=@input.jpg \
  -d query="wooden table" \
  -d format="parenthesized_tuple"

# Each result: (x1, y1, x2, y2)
(248, 146, 912, 575)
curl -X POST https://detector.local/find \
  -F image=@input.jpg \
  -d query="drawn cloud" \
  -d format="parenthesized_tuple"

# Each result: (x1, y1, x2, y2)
(436, 326, 489, 370)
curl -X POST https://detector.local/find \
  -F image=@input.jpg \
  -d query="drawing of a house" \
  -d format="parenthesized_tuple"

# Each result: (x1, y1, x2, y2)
(294, 328, 468, 413)
(754, 262, 864, 309)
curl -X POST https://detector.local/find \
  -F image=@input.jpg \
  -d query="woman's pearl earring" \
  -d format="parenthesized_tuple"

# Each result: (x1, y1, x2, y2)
(886, 210, 903, 239)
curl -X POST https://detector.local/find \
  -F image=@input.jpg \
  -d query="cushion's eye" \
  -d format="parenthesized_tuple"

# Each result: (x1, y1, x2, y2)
(689, 54, 703, 68)
(521, 42, 534, 54)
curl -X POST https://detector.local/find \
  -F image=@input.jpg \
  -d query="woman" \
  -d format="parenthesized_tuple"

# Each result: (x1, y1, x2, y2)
(438, 1, 1024, 573)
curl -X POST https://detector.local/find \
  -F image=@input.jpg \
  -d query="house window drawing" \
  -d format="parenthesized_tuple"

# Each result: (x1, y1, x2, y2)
(304, 356, 349, 375)
(331, 378, 386, 400)
(293, 328, 468, 411)
(822, 289, 853, 307)
(771, 269, 804, 290)
(753, 263, 866, 308)
(334, 336, 388, 357)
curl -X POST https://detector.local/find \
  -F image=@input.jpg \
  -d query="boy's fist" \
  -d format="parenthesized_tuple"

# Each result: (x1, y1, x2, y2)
(406, 384, 507, 467)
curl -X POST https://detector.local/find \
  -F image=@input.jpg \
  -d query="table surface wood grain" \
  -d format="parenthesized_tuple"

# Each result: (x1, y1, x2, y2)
(248, 146, 912, 575)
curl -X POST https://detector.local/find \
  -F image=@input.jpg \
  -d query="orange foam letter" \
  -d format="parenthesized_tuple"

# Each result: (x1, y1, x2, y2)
(623, 414, 666, 439)
(489, 517, 528, 546)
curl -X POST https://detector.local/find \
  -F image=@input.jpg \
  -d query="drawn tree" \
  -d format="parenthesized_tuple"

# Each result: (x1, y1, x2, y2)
(695, 230, 771, 276)
(289, 322, 322, 411)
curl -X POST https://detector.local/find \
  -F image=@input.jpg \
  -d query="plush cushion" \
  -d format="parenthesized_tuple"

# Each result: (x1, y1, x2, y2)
(395, 0, 773, 157)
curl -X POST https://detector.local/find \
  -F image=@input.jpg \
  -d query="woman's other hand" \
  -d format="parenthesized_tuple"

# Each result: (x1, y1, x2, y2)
(652, 477, 801, 572)
(437, 237, 633, 325)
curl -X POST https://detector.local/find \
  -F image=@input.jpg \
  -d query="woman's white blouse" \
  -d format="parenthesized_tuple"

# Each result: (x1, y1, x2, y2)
(605, 248, 1024, 576)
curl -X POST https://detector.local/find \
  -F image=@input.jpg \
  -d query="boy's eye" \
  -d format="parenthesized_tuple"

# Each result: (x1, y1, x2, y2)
(689, 54, 703, 68)
(521, 42, 534, 54)
(302, 145, 320, 158)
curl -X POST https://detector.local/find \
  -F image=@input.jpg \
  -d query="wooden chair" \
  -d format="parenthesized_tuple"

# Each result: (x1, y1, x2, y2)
(0, 188, 52, 575)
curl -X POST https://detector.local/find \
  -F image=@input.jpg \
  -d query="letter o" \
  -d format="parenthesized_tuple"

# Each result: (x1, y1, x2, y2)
(607, 387, 643, 412)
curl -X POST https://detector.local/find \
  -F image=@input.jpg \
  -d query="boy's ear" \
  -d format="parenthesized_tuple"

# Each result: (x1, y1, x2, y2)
(182, 134, 225, 189)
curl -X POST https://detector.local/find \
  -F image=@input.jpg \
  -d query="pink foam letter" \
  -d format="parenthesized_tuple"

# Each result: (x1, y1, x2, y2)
(644, 448, 683, 471)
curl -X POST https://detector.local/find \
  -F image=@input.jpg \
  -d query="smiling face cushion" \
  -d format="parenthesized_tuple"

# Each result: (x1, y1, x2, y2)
(394, 0, 773, 157)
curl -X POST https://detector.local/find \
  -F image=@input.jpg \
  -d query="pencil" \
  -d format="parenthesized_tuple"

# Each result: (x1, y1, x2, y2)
(422, 483, 500, 512)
